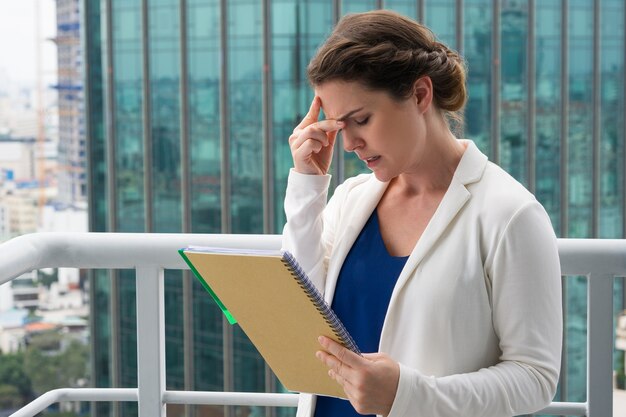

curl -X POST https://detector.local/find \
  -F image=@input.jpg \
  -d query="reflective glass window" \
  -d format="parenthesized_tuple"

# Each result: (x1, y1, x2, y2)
(227, 2, 266, 410)
(464, 0, 492, 155)
(385, 0, 418, 20)
(187, 0, 224, 402)
(119, 270, 138, 417)
(113, 0, 145, 232)
(148, 0, 185, 392)
(500, 2, 528, 185)
(567, 0, 593, 239)
(341, 0, 377, 15)
(535, 0, 562, 234)
(600, 0, 624, 238)
(149, 0, 182, 233)
(271, 0, 334, 232)
(188, 0, 222, 234)
(565, 1, 594, 404)
(229, 0, 264, 234)
(426, 0, 456, 47)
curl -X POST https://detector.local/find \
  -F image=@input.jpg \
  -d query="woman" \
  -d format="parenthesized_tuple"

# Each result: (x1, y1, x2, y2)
(282, 10, 562, 417)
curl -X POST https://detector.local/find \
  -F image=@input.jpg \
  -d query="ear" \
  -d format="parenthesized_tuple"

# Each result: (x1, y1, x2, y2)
(412, 76, 433, 113)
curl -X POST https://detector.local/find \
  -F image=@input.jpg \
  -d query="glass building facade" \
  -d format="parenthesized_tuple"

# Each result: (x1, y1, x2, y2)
(84, 0, 625, 416)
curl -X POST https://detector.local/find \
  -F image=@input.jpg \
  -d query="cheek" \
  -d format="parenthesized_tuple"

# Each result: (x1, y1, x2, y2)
(388, 120, 419, 149)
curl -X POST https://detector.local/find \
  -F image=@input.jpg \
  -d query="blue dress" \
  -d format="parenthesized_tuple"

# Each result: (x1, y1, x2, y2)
(313, 209, 409, 417)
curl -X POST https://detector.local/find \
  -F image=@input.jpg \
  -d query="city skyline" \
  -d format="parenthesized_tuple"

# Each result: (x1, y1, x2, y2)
(0, 1, 624, 416)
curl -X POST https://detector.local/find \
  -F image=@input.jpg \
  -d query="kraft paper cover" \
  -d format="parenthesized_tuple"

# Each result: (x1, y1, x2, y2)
(183, 250, 349, 399)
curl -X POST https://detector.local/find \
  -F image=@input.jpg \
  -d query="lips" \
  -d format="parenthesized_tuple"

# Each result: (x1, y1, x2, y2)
(364, 155, 381, 169)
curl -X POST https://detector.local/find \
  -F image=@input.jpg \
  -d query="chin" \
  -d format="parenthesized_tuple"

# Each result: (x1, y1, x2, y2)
(372, 170, 395, 183)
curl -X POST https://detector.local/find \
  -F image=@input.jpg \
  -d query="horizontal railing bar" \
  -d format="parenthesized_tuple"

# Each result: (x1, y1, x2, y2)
(9, 388, 138, 417)
(9, 388, 586, 416)
(163, 391, 299, 407)
(1, 234, 625, 287)
(558, 238, 626, 276)
(9, 389, 298, 417)
(538, 401, 587, 416)
(0, 232, 282, 285)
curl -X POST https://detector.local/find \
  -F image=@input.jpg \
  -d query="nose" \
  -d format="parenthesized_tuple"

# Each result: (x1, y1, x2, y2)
(341, 128, 363, 152)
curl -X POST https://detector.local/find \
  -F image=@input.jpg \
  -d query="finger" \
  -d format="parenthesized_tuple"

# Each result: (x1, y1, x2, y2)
(316, 349, 347, 371)
(304, 119, 344, 134)
(317, 349, 355, 388)
(289, 127, 332, 150)
(362, 352, 385, 361)
(326, 128, 339, 148)
(318, 336, 364, 368)
(328, 369, 349, 388)
(291, 119, 344, 144)
(295, 96, 321, 130)
(293, 140, 324, 161)
(290, 121, 344, 151)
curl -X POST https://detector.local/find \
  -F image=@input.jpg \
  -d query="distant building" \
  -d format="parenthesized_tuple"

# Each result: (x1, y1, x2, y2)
(0, 187, 39, 242)
(0, 271, 89, 353)
(0, 140, 36, 183)
(0, 308, 28, 353)
(0, 89, 38, 139)
(53, 0, 85, 205)
(10, 274, 40, 311)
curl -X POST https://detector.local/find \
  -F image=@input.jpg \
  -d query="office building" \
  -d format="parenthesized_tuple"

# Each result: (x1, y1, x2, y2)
(83, 1, 625, 416)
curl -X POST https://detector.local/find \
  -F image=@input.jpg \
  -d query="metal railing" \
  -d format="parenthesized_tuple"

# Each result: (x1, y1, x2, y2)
(1, 232, 624, 417)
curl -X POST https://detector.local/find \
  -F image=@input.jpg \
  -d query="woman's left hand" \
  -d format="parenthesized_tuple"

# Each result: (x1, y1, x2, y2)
(316, 336, 400, 416)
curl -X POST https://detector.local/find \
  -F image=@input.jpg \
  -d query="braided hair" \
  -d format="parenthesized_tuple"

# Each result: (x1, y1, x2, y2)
(307, 10, 467, 126)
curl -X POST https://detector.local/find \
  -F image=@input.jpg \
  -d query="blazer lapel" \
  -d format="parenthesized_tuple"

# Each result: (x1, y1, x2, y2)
(392, 179, 470, 295)
(387, 141, 488, 311)
(324, 177, 389, 302)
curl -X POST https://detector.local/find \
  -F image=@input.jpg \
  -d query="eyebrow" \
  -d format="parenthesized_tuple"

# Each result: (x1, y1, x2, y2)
(335, 107, 364, 122)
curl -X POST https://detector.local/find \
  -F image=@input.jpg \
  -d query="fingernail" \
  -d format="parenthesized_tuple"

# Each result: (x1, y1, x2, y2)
(336, 120, 344, 127)
(318, 336, 324, 344)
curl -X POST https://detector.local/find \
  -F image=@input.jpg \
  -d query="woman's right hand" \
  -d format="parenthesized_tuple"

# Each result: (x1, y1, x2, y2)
(289, 96, 344, 175)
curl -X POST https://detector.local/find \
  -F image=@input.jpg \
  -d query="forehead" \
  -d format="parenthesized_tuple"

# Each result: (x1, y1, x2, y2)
(314, 81, 383, 119)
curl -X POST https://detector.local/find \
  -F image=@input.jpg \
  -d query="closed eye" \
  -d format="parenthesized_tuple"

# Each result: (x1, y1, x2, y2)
(355, 116, 370, 126)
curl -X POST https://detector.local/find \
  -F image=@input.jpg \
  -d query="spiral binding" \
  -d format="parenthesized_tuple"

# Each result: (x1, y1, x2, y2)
(281, 251, 361, 355)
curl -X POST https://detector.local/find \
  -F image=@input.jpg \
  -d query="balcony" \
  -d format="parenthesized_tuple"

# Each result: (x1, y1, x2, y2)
(1, 232, 625, 417)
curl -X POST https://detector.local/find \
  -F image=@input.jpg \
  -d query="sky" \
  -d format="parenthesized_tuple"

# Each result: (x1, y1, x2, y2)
(0, 0, 57, 90)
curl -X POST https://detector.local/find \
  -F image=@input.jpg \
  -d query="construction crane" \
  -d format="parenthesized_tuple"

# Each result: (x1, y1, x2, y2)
(35, 0, 46, 225)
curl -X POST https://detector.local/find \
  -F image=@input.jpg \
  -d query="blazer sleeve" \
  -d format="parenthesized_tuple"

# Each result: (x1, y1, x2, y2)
(387, 201, 563, 417)
(281, 169, 344, 293)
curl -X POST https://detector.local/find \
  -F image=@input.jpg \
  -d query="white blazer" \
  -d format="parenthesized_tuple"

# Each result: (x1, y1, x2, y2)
(282, 141, 562, 417)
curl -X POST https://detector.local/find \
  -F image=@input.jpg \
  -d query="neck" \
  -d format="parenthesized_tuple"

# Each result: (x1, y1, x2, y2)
(394, 116, 466, 196)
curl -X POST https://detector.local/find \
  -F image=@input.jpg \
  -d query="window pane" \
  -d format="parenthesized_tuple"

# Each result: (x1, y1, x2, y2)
(113, 0, 145, 232)
(188, 0, 222, 234)
(341, 0, 377, 14)
(500, 2, 528, 186)
(229, 1, 263, 234)
(535, 0, 562, 234)
(271, 0, 334, 233)
(150, 0, 182, 233)
(464, 0, 492, 156)
(426, 0, 456, 47)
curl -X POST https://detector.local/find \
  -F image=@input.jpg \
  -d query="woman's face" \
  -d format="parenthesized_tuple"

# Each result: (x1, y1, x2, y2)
(315, 80, 428, 183)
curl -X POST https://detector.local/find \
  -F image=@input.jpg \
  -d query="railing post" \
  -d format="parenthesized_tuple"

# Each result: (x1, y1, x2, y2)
(587, 273, 614, 417)
(136, 266, 166, 417)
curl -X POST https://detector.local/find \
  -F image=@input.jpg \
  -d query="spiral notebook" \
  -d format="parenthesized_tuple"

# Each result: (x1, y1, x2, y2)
(178, 246, 360, 399)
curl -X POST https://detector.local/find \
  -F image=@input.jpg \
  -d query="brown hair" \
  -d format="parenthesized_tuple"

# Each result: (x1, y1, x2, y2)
(307, 10, 467, 125)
